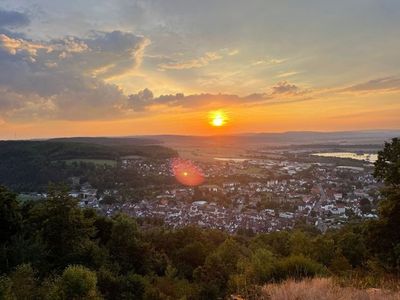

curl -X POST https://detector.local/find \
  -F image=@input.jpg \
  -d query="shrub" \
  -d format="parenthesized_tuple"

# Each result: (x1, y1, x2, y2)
(274, 255, 325, 280)
(59, 265, 101, 299)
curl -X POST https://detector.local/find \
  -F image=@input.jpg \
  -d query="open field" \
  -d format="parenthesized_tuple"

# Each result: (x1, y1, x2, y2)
(236, 166, 265, 176)
(170, 144, 249, 162)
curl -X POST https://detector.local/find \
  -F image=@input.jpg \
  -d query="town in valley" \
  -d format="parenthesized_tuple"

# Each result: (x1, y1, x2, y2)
(28, 140, 382, 234)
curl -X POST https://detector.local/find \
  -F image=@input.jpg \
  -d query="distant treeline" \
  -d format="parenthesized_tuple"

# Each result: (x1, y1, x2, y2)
(0, 139, 177, 192)
(50, 136, 161, 146)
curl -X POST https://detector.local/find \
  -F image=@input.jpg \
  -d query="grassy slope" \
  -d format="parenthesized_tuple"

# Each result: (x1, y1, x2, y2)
(261, 278, 400, 300)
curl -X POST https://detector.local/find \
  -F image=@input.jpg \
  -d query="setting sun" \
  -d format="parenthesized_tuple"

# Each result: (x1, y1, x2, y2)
(209, 110, 228, 127)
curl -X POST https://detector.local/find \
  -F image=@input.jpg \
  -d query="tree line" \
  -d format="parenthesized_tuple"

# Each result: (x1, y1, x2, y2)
(0, 140, 177, 192)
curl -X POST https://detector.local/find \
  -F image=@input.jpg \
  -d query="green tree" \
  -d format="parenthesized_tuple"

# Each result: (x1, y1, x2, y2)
(366, 188, 400, 270)
(367, 138, 400, 271)
(289, 231, 313, 257)
(0, 187, 46, 274)
(194, 238, 246, 299)
(58, 265, 101, 300)
(120, 272, 146, 300)
(336, 231, 366, 267)
(329, 251, 352, 275)
(274, 255, 325, 280)
(0, 186, 21, 245)
(250, 231, 291, 257)
(107, 214, 148, 274)
(0, 275, 13, 300)
(9, 264, 39, 300)
(26, 187, 96, 272)
(96, 268, 122, 300)
(249, 248, 276, 283)
(175, 241, 207, 279)
(0, 186, 22, 273)
(374, 138, 400, 187)
(311, 236, 335, 266)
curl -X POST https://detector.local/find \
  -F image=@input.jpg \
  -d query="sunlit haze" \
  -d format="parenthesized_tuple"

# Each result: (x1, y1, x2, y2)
(0, 1, 399, 138)
(209, 110, 228, 128)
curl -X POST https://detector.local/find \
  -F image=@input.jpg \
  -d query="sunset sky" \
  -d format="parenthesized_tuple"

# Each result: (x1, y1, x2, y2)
(0, 0, 399, 139)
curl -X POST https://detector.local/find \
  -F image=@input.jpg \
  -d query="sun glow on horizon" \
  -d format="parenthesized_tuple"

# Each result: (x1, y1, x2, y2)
(209, 110, 228, 127)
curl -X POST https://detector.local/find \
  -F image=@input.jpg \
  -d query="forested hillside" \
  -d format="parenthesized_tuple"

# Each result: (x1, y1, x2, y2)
(0, 139, 177, 192)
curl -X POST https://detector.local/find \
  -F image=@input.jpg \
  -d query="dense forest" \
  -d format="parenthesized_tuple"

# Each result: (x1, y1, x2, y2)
(0, 138, 399, 299)
(0, 139, 177, 192)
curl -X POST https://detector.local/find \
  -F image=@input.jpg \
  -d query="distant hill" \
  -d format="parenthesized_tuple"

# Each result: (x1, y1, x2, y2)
(50, 136, 160, 146)
(239, 130, 400, 144)
(140, 130, 400, 146)
(0, 139, 177, 192)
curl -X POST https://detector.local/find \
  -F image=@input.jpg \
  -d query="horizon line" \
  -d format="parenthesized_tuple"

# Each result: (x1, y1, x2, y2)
(2, 128, 400, 142)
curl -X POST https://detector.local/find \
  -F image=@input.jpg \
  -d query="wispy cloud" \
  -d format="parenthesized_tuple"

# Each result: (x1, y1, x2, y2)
(277, 71, 300, 78)
(157, 48, 237, 71)
(251, 58, 286, 66)
(343, 77, 400, 93)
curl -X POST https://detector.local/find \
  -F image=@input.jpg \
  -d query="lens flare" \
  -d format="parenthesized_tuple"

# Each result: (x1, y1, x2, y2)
(171, 158, 204, 186)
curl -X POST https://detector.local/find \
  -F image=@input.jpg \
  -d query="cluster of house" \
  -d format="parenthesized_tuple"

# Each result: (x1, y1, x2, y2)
(70, 154, 380, 233)
(114, 197, 294, 233)
(121, 156, 173, 176)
